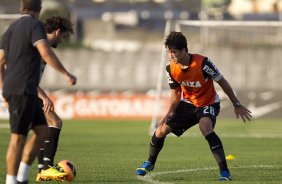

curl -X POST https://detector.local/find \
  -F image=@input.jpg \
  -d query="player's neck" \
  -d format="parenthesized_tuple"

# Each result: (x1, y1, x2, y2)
(179, 54, 190, 70)
(182, 53, 191, 65)
(21, 11, 39, 19)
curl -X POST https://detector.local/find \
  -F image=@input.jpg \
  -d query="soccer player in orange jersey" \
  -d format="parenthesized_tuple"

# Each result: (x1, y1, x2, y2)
(136, 31, 252, 181)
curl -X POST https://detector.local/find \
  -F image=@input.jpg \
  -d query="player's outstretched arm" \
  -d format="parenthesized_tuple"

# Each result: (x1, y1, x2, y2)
(217, 77, 252, 122)
(158, 87, 181, 126)
(35, 40, 76, 86)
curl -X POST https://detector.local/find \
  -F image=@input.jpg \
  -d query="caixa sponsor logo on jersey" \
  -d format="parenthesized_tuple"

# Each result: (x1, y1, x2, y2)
(181, 81, 202, 87)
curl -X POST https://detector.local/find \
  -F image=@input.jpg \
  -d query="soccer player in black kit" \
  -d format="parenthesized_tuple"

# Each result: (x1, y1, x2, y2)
(36, 16, 74, 182)
(0, 0, 76, 183)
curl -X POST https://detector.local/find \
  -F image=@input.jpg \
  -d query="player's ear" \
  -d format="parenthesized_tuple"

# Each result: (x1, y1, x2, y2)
(55, 29, 61, 37)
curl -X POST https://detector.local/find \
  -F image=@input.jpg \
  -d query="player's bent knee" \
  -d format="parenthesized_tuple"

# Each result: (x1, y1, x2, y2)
(47, 112, 63, 129)
(199, 118, 214, 136)
(49, 118, 62, 129)
(155, 125, 171, 138)
(55, 117, 63, 128)
(10, 134, 27, 145)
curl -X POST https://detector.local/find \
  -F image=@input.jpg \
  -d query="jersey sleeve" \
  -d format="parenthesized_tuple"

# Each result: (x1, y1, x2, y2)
(166, 63, 180, 89)
(0, 29, 10, 55)
(202, 57, 223, 82)
(31, 21, 47, 46)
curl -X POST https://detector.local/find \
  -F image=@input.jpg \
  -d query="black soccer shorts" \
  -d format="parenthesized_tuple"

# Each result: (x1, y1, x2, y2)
(3, 94, 47, 135)
(166, 101, 220, 137)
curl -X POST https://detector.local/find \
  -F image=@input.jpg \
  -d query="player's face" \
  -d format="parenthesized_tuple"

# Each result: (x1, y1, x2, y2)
(51, 31, 69, 48)
(166, 47, 186, 64)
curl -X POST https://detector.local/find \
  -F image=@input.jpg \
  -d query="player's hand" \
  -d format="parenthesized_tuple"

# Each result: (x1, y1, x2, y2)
(64, 72, 77, 86)
(234, 105, 252, 122)
(43, 96, 54, 114)
(158, 112, 174, 126)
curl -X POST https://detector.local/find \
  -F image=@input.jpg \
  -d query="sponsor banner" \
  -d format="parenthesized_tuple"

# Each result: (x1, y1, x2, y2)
(51, 93, 169, 119)
(0, 93, 169, 120)
(1, 90, 281, 120)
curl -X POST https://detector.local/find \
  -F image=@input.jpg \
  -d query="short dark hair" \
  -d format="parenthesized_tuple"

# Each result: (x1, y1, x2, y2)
(44, 16, 74, 36)
(164, 31, 188, 52)
(21, 0, 42, 12)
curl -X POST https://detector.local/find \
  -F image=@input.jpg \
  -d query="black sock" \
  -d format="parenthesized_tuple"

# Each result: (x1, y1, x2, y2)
(205, 132, 228, 171)
(148, 132, 165, 165)
(43, 127, 61, 169)
(37, 147, 44, 172)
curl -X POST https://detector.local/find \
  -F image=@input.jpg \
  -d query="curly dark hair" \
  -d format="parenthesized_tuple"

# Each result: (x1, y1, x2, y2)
(164, 31, 188, 52)
(44, 16, 73, 36)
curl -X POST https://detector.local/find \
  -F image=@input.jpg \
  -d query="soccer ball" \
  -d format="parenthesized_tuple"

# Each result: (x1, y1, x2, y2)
(56, 160, 77, 182)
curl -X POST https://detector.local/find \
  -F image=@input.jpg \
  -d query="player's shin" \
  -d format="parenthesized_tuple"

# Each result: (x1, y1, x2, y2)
(37, 147, 44, 172)
(205, 132, 229, 171)
(148, 132, 165, 165)
(43, 127, 61, 169)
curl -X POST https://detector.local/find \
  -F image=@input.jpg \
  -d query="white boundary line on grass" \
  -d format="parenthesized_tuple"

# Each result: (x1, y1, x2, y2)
(1, 123, 282, 138)
(137, 165, 281, 184)
(182, 132, 282, 139)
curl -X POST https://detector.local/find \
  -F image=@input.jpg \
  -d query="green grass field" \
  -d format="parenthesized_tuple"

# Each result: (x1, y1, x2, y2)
(0, 119, 281, 184)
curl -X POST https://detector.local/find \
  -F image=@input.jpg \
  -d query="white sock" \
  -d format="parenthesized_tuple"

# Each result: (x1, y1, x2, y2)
(6, 175, 17, 184)
(17, 162, 30, 182)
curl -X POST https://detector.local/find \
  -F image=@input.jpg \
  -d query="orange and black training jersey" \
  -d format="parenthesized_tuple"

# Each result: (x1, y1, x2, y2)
(166, 54, 223, 107)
